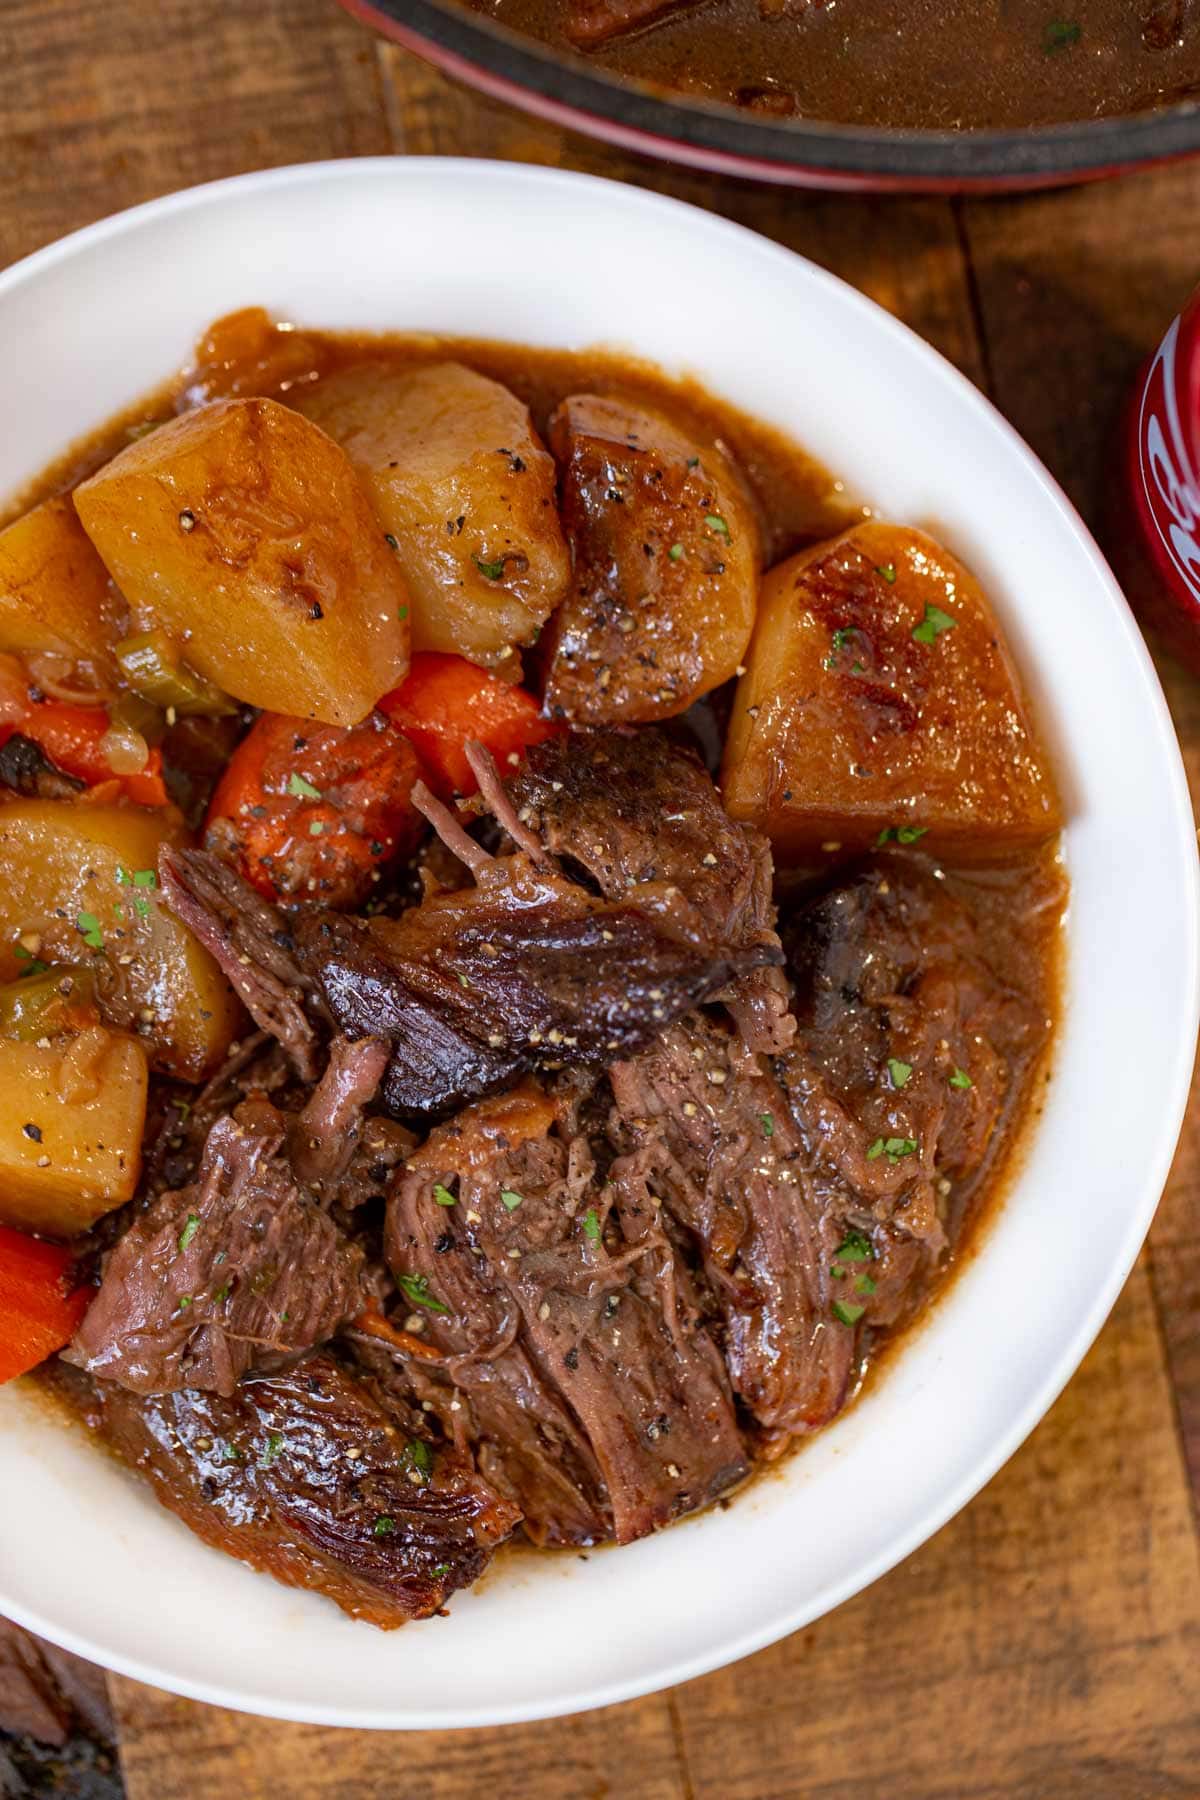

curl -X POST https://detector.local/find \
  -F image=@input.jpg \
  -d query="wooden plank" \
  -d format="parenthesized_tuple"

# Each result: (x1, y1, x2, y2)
(110, 1677, 690, 1800)
(0, 0, 391, 268)
(671, 1264, 1200, 1800)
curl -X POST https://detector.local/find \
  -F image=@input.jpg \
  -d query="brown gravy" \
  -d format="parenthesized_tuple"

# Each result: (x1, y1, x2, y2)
(465, 0, 1200, 131)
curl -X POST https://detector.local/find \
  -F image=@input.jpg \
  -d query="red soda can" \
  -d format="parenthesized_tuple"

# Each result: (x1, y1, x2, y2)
(1127, 284, 1200, 676)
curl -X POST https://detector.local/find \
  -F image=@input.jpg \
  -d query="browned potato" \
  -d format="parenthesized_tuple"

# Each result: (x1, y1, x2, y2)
(541, 395, 760, 723)
(0, 800, 241, 1079)
(73, 398, 411, 726)
(0, 496, 126, 684)
(720, 522, 1062, 861)
(297, 362, 570, 672)
(0, 1030, 147, 1237)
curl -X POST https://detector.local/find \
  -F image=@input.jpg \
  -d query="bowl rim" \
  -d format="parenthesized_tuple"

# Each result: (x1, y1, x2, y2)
(345, 0, 1200, 189)
(0, 158, 1196, 1728)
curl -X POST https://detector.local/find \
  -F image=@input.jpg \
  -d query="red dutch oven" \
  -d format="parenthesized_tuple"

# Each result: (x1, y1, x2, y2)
(342, 0, 1200, 192)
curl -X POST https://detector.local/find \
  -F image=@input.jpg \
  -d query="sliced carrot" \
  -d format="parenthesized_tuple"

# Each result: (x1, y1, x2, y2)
(378, 652, 557, 799)
(0, 1225, 89, 1385)
(205, 710, 424, 907)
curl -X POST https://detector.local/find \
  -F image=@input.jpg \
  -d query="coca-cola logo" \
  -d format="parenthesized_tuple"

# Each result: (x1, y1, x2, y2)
(1138, 314, 1200, 603)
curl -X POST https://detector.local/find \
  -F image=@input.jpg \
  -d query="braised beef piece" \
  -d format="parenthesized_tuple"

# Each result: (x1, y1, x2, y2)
(508, 729, 794, 1051)
(610, 1017, 857, 1452)
(67, 1103, 369, 1395)
(159, 846, 322, 1080)
(781, 856, 1051, 1246)
(0, 731, 84, 799)
(296, 829, 777, 1119)
(48, 1353, 519, 1628)
(383, 1085, 748, 1544)
(287, 1032, 391, 1190)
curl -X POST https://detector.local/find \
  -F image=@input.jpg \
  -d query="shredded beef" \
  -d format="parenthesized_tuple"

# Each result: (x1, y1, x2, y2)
(159, 846, 322, 1080)
(384, 1085, 748, 1543)
(288, 1033, 391, 1190)
(47, 1353, 519, 1628)
(780, 856, 1051, 1244)
(296, 843, 777, 1119)
(610, 1017, 857, 1452)
(67, 1105, 369, 1395)
(509, 729, 795, 1052)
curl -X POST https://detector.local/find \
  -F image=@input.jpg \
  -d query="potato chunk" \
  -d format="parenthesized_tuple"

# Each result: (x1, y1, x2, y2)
(541, 395, 760, 723)
(0, 801, 240, 1079)
(73, 398, 410, 726)
(0, 496, 125, 684)
(721, 523, 1061, 861)
(0, 1030, 147, 1238)
(297, 362, 570, 672)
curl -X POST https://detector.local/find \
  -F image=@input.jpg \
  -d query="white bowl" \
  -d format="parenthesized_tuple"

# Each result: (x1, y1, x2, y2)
(0, 159, 1195, 1730)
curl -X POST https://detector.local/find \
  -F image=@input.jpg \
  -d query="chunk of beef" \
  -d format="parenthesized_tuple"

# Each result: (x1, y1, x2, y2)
(0, 732, 84, 799)
(48, 1353, 519, 1628)
(610, 1018, 857, 1452)
(67, 1105, 368, 1395)
(509, 729, 794, 1051)
(781, 856, 1053, 1249)
(287, 1033, 390, 1190)
(159, 846, 321, 1080)
(296, 841, 777, 1119)
(384, 1085, 748, 1543)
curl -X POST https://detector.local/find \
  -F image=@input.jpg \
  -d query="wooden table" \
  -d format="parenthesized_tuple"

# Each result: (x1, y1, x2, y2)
(3, 3, 1200, 1794)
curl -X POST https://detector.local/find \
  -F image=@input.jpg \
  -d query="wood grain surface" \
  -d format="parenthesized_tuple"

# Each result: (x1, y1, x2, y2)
(1, 3, 1199, 1795)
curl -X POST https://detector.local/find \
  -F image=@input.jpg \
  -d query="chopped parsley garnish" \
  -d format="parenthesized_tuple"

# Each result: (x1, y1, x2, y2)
(500, 1189, 524, 1211)
(875, 562, 897, 583)
(582, 1208, 602, 1242)
(866, 1136, 919, 1164)
(177, 1294, 192, 1311)
(373, 1515, 396, 1537)
(832, 1230, 873, 1265)
(474, 555, 506, 581)
(432, 1562, 450, 1578)
(396, 1272, 450, 1314)
(1044, 18, 1080, 51)
(833, 1300, 865, 1326)
(13, 945, 49, 978)
(213, 1282, 231, 1304)
(876, 825, 928, 846)
(950, 1068, 973, 1090)
(407, 1439, 433, 1478)
(825, 626, 858, 670)
(220, 1441, 242, 1462)
(178, 1213, 201, 1252)
(760, 1113, 774, 1138)
(887, 1058, 913, 1090)
(668, 543, 684, 562)
(258, 1432, 284, 1469)
(432, 1183, 457, 1207)
(124, 868, 157, 888)
(76, 912, 104, 950)
(854, 1274, 877, 1296)
(286, 771, 322, 800)
(133, 897, 151, 918)
(912, 603, 957, 645)
(398, 604, 408, 620)
(308, 820, 324, 836)
(705, 514, 730, 538)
